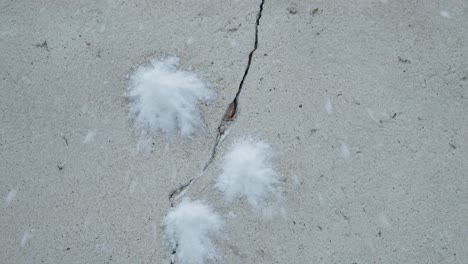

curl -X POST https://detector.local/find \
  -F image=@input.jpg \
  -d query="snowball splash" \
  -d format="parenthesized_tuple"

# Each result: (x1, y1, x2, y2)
(127, 57, 215, 150)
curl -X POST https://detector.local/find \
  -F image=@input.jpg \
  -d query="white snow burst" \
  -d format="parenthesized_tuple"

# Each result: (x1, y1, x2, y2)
(163, 199, 223, 264)
(215, 138, 282, 211)
(127, 57, 215, 148)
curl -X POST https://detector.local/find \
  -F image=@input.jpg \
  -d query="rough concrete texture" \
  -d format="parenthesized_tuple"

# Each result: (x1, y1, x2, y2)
(1, 0, 467, 264)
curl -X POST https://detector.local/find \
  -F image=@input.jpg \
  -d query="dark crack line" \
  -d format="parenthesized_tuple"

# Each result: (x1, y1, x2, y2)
(168, 178, 194, 207)
(231, 0, 264, 116)
(166, 1, 265, 263)
(205, 0, 265, 170)
(168, 0, 265, 210)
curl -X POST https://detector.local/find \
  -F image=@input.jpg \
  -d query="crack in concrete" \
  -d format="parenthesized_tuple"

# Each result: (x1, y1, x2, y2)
(166, 0, 265, 261)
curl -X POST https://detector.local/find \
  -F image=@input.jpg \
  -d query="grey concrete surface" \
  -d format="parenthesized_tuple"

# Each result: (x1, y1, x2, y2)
(1, 0, 467, 264)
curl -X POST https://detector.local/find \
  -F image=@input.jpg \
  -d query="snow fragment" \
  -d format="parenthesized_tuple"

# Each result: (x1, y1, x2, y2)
(21, 230, 33, 247)
(317, 192, 324, 205)
(440, 10, 451, 19)
(325, 99, 333, 114)
(340, 142, 350, 160)
(151, 222, 158, 241)
(215, 138, 282, 211)
(227, 211, 237, 218)
(83, 130, 96, 143)
(379, 212, 392, 228)
(366, 108, 390, 124)
(127, 57, 215, 148)
(81, 104, 89, 114)
(163, 199, 223, 264)
(129, 179, 137, 194)
(6, 189, 17, 205)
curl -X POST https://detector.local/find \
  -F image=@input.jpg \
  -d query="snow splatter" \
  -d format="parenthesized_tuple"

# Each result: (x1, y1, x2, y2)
(83, 130, 96, 143)
(5, 189, 17, 205)
(440, 10, 451, 19)
(340, 142, 350, 160)
(215, 138, 282, 212)
(163, 199, 223, 264)
(325, 99, 333, 114)
(127, 57, 215, 150)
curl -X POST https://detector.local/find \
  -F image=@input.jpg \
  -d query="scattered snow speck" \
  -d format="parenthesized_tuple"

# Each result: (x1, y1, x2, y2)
(83, 130, 96, 143)
(215, 138, 282, 211)
(84, 216, 92, 229)
(81, 104, 89, 114)
(151, 222, 158, 241)
(21, 230, 32, 247)
(366, 108, 390, 124)
(340, 142, 350, 160)
(128, 179, 137, 194)
(227, 211, 237, 218)
(379, 212, 392, 228)
(186, 37, 194, 45)
(230, 40, 238, 47)
(127, 57, 215, 149)
(99, 24, 106, 33)
(22, 76, 32, 85)
(163, 199, 223, 264)
(292, 174, 299, 185)
(0, 30, 16, 40)
(6, 189, 17, 205)
(325, 99, 333, 114)
(440, 10, 451, 18)
(316, 192, 324, 205)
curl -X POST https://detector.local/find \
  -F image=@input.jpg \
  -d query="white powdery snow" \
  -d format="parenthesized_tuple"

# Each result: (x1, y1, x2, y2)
(215, 138, 282, 210)
(163, 199, 223, 264)
(127, 57, 215, 148)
